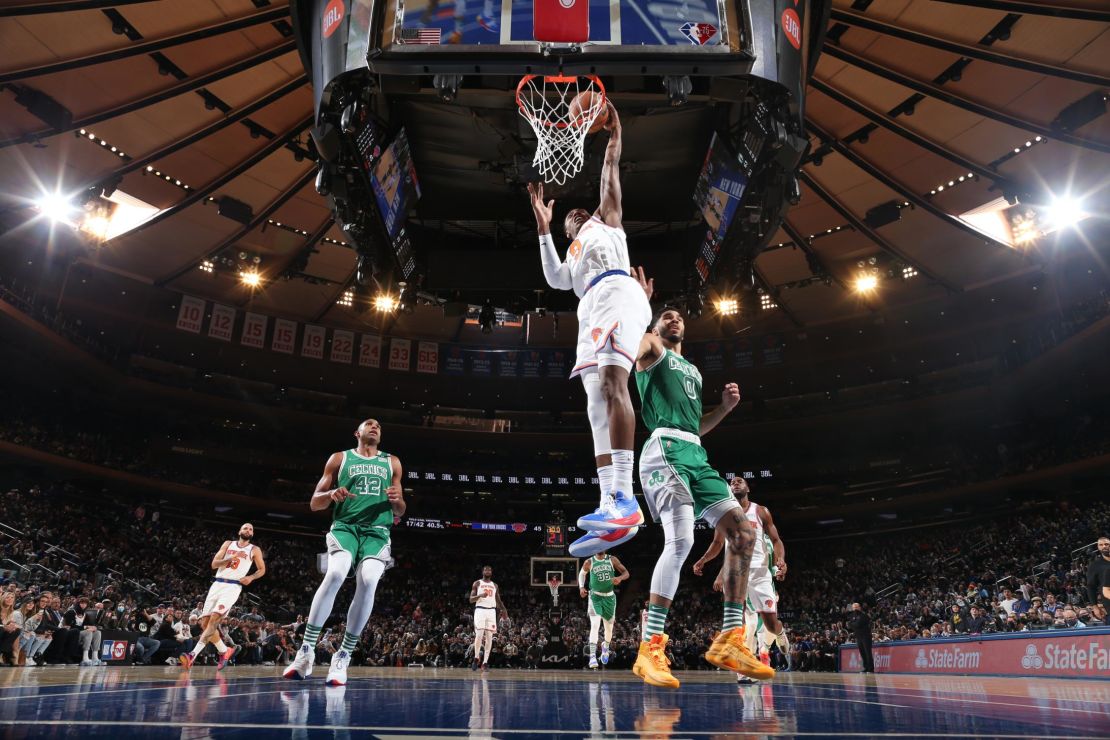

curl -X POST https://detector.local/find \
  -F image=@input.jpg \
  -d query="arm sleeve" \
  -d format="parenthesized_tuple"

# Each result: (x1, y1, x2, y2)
(539, 234, 572, 290)
(578, 568, 587, 589)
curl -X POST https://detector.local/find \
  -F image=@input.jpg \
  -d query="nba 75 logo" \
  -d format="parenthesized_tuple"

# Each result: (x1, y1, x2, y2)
(679, 22, 717, 46)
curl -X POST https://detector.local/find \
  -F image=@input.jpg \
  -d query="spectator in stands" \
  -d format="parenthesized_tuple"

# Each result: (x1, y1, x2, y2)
(0, 592, 24, 664)
(999, 588, 1017, 616)
(948, 604, 967, 634)
(965, 606, 986, 634)
(20, 593, 52, 665)
(1087, 536, 1110, 624)
(39, 595, 67, 664)
(1042, 593, 1061, 616)
(1060, 608, 1086, 628)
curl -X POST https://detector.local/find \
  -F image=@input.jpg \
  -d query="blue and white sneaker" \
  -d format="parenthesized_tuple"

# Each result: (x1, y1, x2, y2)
(577, 493, 644, 532)
(589, 655, 599, 669)
(568, 526, 639, 557)
(600, 644, 610, 665)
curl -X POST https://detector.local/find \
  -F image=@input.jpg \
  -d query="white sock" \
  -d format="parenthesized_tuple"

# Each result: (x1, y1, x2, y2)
(589, 641, 597, 657)
(597, 465, 614, 503)
(214, 639, 228, 653)
(611, 450, 634, 499)
(191, 641, 206, 657)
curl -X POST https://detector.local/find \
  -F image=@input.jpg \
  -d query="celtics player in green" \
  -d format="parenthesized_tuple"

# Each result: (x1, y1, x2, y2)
(283, 418, 405, 686)
(578, 553, 630, 668)
(631, 305, 773, 688)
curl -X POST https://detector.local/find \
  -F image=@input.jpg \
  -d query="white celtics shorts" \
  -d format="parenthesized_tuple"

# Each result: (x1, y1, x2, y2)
(202, 581, 242, 618)
(474, 607, 497, 633)
(570, 274, 652, 378)
(745, 565, 778, 614)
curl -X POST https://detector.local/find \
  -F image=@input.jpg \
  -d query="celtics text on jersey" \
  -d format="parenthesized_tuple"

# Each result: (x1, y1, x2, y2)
(334, 449, 394, 529)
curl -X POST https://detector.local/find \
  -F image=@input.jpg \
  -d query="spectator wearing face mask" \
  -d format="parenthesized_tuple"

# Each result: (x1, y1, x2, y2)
(1060, 608, 1086, 629)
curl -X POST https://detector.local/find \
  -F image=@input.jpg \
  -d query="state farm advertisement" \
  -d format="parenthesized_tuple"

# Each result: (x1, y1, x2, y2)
(840, 629, 1110, 678)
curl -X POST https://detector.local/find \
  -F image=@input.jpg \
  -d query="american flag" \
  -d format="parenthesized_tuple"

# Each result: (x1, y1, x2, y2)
(400, 27, 442, 44)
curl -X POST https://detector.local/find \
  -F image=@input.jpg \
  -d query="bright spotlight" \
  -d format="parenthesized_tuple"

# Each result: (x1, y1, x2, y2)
(374, 294, 398, 312)
(34, 192, 77, 224)
(239, 270, 262, 288)
(854, 273, 879, 294)
(1046, 196, 1085, 232)
(715, 298, 739, 316)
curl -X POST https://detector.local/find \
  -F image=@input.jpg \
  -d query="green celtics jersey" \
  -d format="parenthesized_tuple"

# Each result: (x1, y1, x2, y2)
(634, 349, 703, 435)
(589, 555, 615, 594)
(334, 449, 394, 528)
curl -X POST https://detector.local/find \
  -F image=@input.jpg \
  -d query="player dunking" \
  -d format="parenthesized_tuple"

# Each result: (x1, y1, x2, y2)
(469, 565, 508, 671)
(527, 102, 651, 558)
(578, 553, 629, 668)
(694, 477, 790, 681)
(181, 523, 265, 670)
(630, 305, 773, 687)
(284, 419, 405, 686)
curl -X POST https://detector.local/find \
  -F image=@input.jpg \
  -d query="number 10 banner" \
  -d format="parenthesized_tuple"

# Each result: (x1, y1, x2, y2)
(175, 295, 205, 334)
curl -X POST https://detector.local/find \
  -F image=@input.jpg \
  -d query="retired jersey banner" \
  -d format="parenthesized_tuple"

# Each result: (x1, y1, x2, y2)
(175, 295, 205, 334)
(471, 350, 492, 376)
(272, 318, 297, 354)
(521, 351, 542, 378)
(416, 341, 438, 374)
(497, 351, 519, 378)
(240, 312, 267, 349)
(330, 330, 354, 364)
(443, 345, 466, 375)
(359, 333, 381, 368)
(389, 338, 411, 371)
(702, 341, 725, 373)
(302, 324, 326, 359)
(839, 628, 1110, 678)
(208, 303, 235, 342)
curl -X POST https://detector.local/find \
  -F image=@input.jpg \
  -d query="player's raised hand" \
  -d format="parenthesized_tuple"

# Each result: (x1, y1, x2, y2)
(527, 182, 554, 230)
(721, 382, 741, 411)
(330, 486, 352, 503)
(603, 100, 620, 132)
(633, 266, 654, 300)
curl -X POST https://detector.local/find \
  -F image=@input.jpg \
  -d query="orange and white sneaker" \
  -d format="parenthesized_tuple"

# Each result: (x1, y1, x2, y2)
(705, 628, 775, 680)
(217, 646, 236, 671)
(179, 653, 195, 670)
(634, 707, 682, 738)
(633, 634, 679, 688)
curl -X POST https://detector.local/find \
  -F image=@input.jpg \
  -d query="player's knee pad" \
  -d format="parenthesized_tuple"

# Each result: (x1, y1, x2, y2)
(582, 372, 611, 458)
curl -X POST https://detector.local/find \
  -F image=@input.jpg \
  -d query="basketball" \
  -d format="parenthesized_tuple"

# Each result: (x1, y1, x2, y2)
(569, 91, 609, 134)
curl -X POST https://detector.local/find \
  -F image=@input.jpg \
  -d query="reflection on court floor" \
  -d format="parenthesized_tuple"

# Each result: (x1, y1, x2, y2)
(0, 667, 1106, 737)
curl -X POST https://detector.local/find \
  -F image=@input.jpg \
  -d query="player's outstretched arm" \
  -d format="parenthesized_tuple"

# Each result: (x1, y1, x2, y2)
(388, 456, 406, 519)
(241, 547, 266, 586)
(310, 452, 349, 511)
(699, 382, 740, 436)
(692, 529, 725, 575)
(761, 505, 787, 580)
(611, 556, 630, 585)
(211, 541, 232, 571)
(528, 182, 572, 291)
(597, 102, 622, 228)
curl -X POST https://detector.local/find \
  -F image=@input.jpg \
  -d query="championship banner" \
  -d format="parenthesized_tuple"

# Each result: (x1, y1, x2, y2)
(241, 312, 267, 349)
(175, 295, 205, 334)
(471, 350, 492, 376)
(208, 303, 235, 342)
(839, 628, 1110, 678)
(416, 341, 438, 374)
(302, 324, 326, 360)
(732, 338, 755, 368)
(497, 351, 518, 378)
(272, 318, 297, 355)
(544, 350, 568, 378)
(521, 351, 542, 378)
(389, 337, 411, 371)
(443, 345, 466, 375)
(359, 333, 381, 368)
(702, 341, 725, 373)
(330, 329, 354, 364)
(762, 334, 784, 365)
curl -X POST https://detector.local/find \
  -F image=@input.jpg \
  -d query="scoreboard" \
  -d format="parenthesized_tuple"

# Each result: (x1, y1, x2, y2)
(544, 524, 566, 556)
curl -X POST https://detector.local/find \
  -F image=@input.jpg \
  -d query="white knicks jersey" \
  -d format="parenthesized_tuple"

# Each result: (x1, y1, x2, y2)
(743, 502, 768, 570)
(215, 542, 254, 581)
(475, 579, 498, 609)
(565, 217, 630, 298)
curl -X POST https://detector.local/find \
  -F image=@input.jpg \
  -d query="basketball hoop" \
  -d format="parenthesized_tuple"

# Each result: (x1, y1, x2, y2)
(517, 75, 606, 185)
(547, 575, 562, 606)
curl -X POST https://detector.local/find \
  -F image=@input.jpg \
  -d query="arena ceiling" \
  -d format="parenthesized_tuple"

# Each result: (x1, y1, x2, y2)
(0, 0, 1107, 339)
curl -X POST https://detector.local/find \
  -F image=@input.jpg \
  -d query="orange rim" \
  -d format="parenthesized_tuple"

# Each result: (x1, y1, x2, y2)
(516, 74, 607, 130)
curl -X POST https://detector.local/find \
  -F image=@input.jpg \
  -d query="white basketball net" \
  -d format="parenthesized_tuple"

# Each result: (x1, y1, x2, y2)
(547, 577, 561, 605)
(517, 75, 606, 185)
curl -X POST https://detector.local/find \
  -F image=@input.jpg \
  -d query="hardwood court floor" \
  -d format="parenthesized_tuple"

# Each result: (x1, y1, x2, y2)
(0, 666, 1106, 737)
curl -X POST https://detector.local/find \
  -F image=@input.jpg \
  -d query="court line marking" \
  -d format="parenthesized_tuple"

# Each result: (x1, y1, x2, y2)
(0, 677, 291, 702)
(820, 684, 1110, 714)
(0, 720, 1105, 738)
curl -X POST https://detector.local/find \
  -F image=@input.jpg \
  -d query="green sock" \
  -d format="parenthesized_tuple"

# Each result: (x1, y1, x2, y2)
(302, 623, 323, 650)
(643, 604, 669, 641)
(723, 602, 744, 631)
(340, 632, 359, 653)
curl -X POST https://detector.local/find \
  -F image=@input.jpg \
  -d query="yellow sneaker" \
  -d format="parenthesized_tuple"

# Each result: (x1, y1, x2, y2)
(634, 707, 682, 738)
(705, 627, 775, 680)
(633, 634, 680, 688)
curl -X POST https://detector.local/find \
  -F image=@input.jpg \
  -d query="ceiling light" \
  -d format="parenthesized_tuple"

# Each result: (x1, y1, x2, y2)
(240, 270, 262, 288)
(338, 290, 355, 307)
(902, 266, 918, 279)
(760, 294, 776, 311)
(200, 260, 214, 273)
(1046, 196, 1085, 232)
(853, 273, 879, 294)
(715, 298, 739, 316)
(374, 294, 398, 312)
(34, 191, 77, 224)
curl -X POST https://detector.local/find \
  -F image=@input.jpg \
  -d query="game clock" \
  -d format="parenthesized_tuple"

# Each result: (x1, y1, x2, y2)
(544, 523, 566, 556)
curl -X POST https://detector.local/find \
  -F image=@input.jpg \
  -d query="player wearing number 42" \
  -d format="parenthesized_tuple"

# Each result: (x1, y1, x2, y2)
(283, 419, 406, 686)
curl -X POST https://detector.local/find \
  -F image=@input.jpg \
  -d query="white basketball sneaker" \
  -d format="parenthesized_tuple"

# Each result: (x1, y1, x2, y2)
(327, 649, 351, 687)
(283, 644, 314, 680)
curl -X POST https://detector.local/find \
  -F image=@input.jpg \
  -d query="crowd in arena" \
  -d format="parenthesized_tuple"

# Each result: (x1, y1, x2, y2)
(0, 481, 1104, 673)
